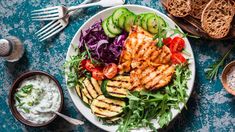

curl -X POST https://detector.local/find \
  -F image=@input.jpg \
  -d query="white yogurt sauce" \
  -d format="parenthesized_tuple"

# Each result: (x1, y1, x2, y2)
(15, 75, 61, 124)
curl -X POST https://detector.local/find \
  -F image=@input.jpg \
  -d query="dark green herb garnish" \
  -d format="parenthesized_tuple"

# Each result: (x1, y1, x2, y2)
(206, 45, 235, 80)
(153, 24, 199, 48)
(118, 64, 191, 132)
(21, 84, 33, 93)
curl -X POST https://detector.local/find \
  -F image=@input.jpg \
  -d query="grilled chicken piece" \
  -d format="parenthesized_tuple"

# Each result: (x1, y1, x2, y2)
(118, 26, 172, 74)
(118, 26, 175, 91)
(130, 62, 175, 91)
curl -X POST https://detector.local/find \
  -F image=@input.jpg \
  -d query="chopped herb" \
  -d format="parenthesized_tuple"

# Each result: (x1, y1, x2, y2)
(118, 64, 191, 131)
(22, 108, 30, 113)
(21, 84, 33, 93)
(206, 45, 235, 80)
(27, 101, 34, 106)
(16, 102, 25, 107)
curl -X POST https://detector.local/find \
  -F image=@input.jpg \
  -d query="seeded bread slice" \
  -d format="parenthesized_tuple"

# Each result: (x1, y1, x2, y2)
(190, 0, 210, 19)
(167, 0, 191, 17)
(201, 0, 234, 39)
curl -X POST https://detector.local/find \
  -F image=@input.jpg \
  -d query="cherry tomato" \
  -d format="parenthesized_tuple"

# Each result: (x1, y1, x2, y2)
(169, 37, 185, 53)
(84, 60, 96, 72)
(171, 53, 187, 64)
(92, 68, 105, 80)
(162, 37, 172, 46)
(103, 63, 118, 79)
(81, 59, 87, 69)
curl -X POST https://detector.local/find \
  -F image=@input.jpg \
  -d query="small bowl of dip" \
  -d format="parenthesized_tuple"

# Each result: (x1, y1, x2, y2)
(9, 71, 64, 127)
(221, 61, 235, 96)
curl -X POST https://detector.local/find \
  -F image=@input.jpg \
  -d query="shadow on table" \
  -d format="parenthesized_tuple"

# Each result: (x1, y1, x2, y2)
(4, 50, 29, 80)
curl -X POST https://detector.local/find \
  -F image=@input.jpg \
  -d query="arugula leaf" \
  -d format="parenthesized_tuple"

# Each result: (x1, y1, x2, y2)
(153, 25, 199, 48)
(117, 64, 191, 132)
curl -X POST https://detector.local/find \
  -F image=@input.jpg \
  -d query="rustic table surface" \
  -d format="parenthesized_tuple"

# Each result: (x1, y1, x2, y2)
(0, 0, 235, 132)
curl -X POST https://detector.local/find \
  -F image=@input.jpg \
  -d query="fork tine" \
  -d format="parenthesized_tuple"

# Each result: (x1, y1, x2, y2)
(39, 26, 65, 41)
(38, 25, 63, 41)
(35, 20, 57, 34)
(31, 14, 59, 19)
(31, 10, 59, 16)
(32, 17, 60, 21)
(31, 7, 58, 13)
(36, 21, 60, 36)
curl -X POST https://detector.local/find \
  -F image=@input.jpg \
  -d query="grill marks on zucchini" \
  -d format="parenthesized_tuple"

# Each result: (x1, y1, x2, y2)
(75, 77, 103, 106)
(91, 95, 125, 118)
(101, 75, 130, 98)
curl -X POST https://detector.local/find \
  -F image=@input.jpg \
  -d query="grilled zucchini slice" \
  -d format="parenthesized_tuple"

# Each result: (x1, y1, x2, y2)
(91, 95, 126, 118)
(75, 77, 103, 107)
(101, 75, 130, 99)
(75, 85, 91, 107)
(83, 78, 99, 99)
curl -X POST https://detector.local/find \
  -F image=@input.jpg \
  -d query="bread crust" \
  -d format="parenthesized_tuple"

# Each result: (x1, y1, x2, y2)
(201, 0, 234, 39)
(190, 0, 210, 19)
(167, 0, 191, 17)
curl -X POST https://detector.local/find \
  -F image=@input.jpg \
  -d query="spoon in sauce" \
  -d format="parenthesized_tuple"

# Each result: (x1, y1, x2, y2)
(37, 110, 84, 125)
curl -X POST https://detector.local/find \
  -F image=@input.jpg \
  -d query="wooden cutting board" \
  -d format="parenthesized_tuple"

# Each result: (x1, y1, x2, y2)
(160, 0, 235, 40)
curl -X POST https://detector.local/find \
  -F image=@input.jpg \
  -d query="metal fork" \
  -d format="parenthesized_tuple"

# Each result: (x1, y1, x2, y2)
(31, 0, 125, 21)
(35, 0, 92, 41)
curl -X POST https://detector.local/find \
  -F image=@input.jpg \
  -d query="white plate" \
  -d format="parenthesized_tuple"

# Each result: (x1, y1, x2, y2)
(65, 4, 196, 132)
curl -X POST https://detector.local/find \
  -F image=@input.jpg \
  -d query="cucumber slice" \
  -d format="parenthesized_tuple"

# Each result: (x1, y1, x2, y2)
(102, 19, 116, 38)
(147, 16, 167, 34)
(124, 14, 136, 32)
(147, 15, 167, 34)
(118, 13, 128, 29)
(157, 16, 167, 28)
(147, 16, 159, 34)
(112, 8, 130, 27)
(134, 14, 145, 26)
(107, 16, 122, 35)
(141, 13, 155, 30)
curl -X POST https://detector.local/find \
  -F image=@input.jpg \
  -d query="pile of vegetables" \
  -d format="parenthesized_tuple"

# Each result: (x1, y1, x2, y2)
(64, 7, 195, 132)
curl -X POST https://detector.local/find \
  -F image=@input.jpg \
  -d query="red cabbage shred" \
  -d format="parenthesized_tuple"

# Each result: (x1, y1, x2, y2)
(79, 20, 127, 64)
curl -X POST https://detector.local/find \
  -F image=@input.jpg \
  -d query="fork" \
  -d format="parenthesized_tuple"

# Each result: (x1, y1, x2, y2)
(31, 0, 125, 21)
(35, 0, 92, 41)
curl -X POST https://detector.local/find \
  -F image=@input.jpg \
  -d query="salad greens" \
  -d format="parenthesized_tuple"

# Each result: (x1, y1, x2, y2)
(153, 25, 199, 48)
(118, 64, 191, 132)
(64, 49, 90, 88)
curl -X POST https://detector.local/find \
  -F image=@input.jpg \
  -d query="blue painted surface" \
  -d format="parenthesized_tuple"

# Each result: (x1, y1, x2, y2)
(0, 0, 235, 131)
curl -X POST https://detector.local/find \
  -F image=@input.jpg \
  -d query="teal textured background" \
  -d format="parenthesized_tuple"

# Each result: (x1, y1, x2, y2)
(0, 0, 235, 131)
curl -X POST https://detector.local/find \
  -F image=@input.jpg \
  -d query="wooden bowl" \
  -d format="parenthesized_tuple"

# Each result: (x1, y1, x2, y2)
(8, 71, 64, 127)
(221, 61, 235, 96)
(160, 0, 235, 40)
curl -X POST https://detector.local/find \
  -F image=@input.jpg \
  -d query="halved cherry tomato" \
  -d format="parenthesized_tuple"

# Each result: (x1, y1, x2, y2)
(84, 59, 95, 72)
(171, 53, 187, 64)
(169, 36, 185, 53)
(81, 59, 87, 69)
(103, 63, 118, 79)
(162, 37, 172, 46)
(92, 68, 105, 80)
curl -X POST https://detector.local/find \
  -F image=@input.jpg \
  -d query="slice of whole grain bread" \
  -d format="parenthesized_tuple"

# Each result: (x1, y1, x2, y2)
(201, 0, 234, 39)
(190, 0, 210, 19)
(167, 0, 191, 17)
